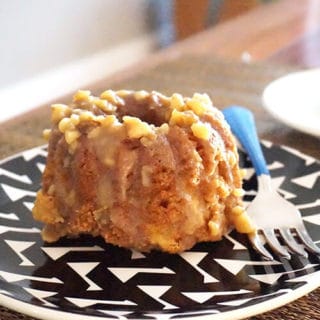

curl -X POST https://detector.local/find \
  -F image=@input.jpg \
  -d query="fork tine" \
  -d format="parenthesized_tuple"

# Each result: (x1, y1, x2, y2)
(263, 229, 291, 259)
(248, 232, 274, 261)
(279, 228, 308, 258)
(223, 107, 319, 260)
(296, 227, 320, 255)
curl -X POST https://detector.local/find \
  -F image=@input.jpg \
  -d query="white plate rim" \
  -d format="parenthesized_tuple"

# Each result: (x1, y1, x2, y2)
(262, 68, 320, 137)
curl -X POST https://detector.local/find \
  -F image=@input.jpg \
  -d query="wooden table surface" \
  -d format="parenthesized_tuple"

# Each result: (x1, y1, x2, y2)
(1, 0, 320, 319)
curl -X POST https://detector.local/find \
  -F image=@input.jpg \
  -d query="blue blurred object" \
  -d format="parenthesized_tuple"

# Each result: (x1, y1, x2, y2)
(222, 106, 269, 176)
(149, 0, 176, 48)
(149, 0, 272, 48)
(149, 0, 223, 48)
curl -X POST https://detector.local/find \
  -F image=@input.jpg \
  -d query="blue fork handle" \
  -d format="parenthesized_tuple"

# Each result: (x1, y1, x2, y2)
(222, 106, 269, 176)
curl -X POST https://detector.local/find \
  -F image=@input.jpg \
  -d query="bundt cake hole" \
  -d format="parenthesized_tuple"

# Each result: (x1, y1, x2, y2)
(160, 200, 169, 209)
(117, 94, 168, 127)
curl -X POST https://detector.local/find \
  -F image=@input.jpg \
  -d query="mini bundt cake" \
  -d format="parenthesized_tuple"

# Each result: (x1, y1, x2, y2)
(32, 89, 254, 253)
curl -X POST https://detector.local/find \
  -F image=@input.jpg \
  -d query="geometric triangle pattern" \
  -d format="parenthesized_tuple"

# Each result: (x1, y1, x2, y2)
(181, 291, 216, 303)
(303, 213, 320, 226)
(179, 251, 219, 283)
(5, 240, 35, 266)
(67, 262, 103, 291)
(292, 171, 320, 189)
(0, 144, 320, 319)
(214, 258, 282, 276)
(1, 184, 37, 202)
(108, 266, 174, 283)
(23, 288, 58, 308)
(41, 245, 104, 260)
(137, 285, 176, 309)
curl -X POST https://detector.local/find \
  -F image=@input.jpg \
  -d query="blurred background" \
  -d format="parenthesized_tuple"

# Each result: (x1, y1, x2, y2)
(0, 0, 271, 122)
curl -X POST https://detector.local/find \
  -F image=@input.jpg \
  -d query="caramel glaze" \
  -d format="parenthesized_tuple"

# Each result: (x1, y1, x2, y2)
(33, 90, 254, 253)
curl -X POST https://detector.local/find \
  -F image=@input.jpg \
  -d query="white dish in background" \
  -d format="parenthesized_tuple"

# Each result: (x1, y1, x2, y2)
(262, 68, 320, 137)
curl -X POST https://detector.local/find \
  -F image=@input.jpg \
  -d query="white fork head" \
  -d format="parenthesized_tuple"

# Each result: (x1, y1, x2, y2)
(247, 175, 304, 230)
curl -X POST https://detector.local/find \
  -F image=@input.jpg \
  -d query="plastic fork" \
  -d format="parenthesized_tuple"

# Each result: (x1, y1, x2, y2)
(223, 106, 320, 261)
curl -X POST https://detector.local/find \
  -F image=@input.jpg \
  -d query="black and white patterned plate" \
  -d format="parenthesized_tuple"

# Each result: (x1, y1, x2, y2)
(0, 142, 320, 320)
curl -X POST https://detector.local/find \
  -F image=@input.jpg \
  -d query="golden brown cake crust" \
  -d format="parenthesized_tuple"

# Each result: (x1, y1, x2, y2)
(33, 90, 254, 253)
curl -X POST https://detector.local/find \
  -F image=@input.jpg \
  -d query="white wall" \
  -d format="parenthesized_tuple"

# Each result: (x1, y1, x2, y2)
(0, 0, 152, 88)
(0, 0, 157, 122)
